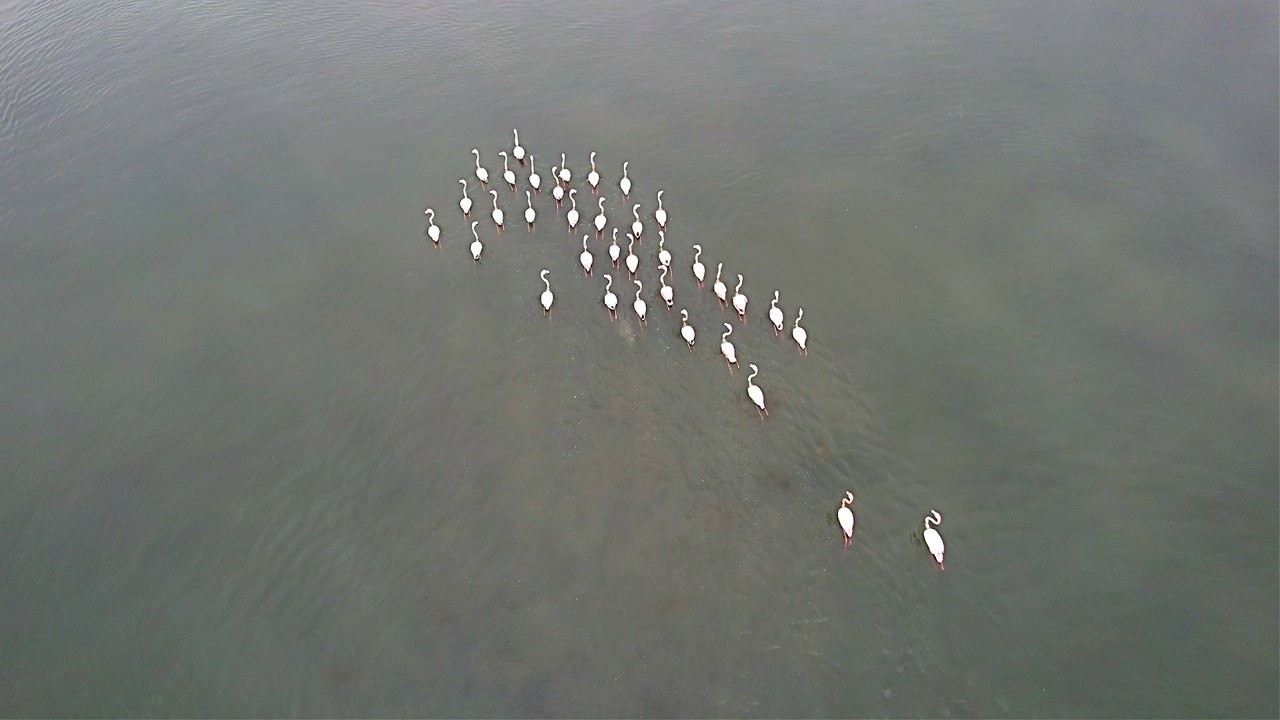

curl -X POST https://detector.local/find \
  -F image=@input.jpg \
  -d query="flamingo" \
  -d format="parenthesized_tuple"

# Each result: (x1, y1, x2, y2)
(655, 190, 667, 229)
(720, 323, 738, 369)
(469, 221, 482, 261)
(602, 274, 618, 320)
(489, 189, 504, 230)
(658, 265, 673, 308)
(558, 153, 571, 184)
(528, 155, 541, 192)
(746, 363, 768, 418)
(631, 203, 643, 239)
(458, 179, 473, 216)
(923, 511, 945, 570)
(579, 235, 594, 276)
(732, 274, 748, 320)
(769, 290, 784, 334)
(471, 148, 489, 185)
(499, 151, 516, 190)
(632, 280, 647, 324)
(524, 191, 536, 226)
(679, 309, 695, 349)
(539, 269, 554, 315)
(713, 263, 727, 304)
(793, 308, 808, 355)
(609, 228, 621, 267)
(594, 197, 607, 235)
(657, 230, 671, 268)
(587, 151, 600, 192)
(566, 189, 579, 231)
(511, 128, 525, 163)
(619, 161, 631, 197)
(625, 234, 639, 277)
(551, 166, 564, 205)
(424, 208, 440, 245)
(692, 244, 705, 286)
(838, 492, 855, 547)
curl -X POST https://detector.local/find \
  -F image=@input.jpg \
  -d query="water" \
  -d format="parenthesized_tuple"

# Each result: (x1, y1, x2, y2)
(1, 0, 1276, 716)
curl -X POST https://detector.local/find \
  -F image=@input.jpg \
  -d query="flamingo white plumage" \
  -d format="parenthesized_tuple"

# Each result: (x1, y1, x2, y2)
(539, 269, 554, 315)
(655, 190, 667, 229)
(632, 279, 647, 324)
(594, 197, 607, 235)
(630, 203, 643, 239)
(732, 274, 748, 319)
(838, 492, 855, 547)
(679, 309, 695, 349)
(619, 161, 631, 197)
(713, 263, 727, 304)
(472, 148, 489, 185)
(566, 189, 579, 231)
(558, 153, 571, 184)
(469, 221, 482, 261)
(609, 228, 621, 267)
(489, 189, 503, 229)
(579, 235, 594, 276)
(769, 290, 784, 334)
(793, 307, 808, 355)
(499, 151, 516, 190)
(602, 274, 618, 320)
(692, 244, 705, 286)
(529, 155, 541, 192)
(746, 363, 767, 418)
(625, 233, 639, 277)
(458, 179, 473, 216)
(659, 265, 673, 308)
(551, 166, 564, 205)
(720, 323, 738, 368)
(511, 128, 525, 163)
(587, 151, 600, 192)
(657, 230, 671, 268)
(923, 510, 945, 569)
(424, 207, 440, 245)
(524, 191, 536, 226)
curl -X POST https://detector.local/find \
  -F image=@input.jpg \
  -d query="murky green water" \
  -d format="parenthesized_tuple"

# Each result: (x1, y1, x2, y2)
(1, 0, 1276, 716)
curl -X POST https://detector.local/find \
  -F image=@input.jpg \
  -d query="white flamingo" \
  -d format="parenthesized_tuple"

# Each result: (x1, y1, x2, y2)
(838, 492, 855, 547)
(609, 228, 621, 267)
(625, 233, 639, 277)
(511, 128, 525, 163)
(692, 244, 705, 286)
(679, 309, 695, 349)
(632, 280, 647, 324)
(659, 265, 673, 308)
(655, 190, 667, 229)
(732, 274, 748, 319)
(472, 148, 489, 185)
(657, 230, 671, 268)
(587, 151, 600, 192)
(566, 189, 579, 231)
(713, 263, 727, 304)
(499, 151, 516, 190)
(458, 179, 473, 216)
(539, 269, 554, 315)
(631, 203, 643, 239)
(551, 166, 564, 205)
(524, 191, 536, 226)
(489, 189, 503, 229)
(720, 323, 738, 369)
(424, 207, 440, 245)
(528, 155, 541, 192)
(619, 161, 631, 197)
(594, 197, 607, 235)
(602, 274, 618, 320)
(579, 235, 594, 276)
(792, 307, 808, 355)
(558, 153, 571, 184)
(923, 511, 945, 569)
(769, 290, 784, 334)
(469, 221, 482, 261)
(746, 363, 768, 418)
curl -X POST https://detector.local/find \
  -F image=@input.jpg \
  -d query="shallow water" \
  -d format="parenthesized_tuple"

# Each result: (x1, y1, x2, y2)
(1, 0, 1276, 716)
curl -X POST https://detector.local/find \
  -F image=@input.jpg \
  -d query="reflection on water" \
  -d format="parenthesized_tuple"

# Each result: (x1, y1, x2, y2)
(0, 0, 1276, 716)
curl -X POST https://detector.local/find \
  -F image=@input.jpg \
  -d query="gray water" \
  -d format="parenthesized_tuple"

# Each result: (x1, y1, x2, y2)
(1, 0, 1276, 716)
